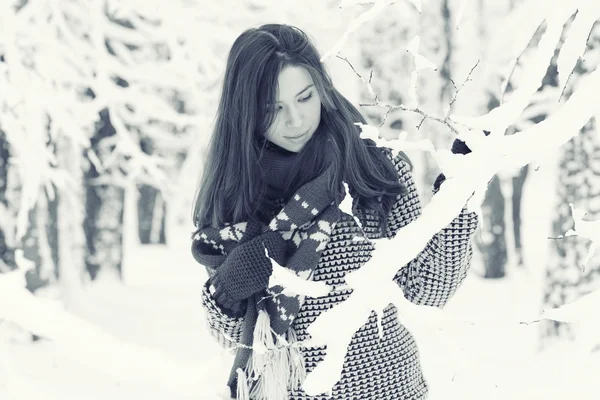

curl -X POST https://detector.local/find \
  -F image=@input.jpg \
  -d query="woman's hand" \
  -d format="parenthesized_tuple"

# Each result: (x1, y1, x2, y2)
(210, 231, 287, 311)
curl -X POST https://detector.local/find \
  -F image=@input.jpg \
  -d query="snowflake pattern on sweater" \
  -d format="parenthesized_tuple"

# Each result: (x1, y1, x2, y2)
(200, 151, 479, 400)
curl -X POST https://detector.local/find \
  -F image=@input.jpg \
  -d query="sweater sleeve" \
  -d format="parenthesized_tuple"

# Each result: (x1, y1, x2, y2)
(383, 150, 479, 308)
(200, 279, 245, 350)
(192, 235, 248, 350)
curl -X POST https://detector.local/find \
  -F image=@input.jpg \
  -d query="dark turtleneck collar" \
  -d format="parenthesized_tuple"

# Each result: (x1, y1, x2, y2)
(258, 138, 300, 193)
(251, 139, 300, 221)
(262, 138, 297, 156)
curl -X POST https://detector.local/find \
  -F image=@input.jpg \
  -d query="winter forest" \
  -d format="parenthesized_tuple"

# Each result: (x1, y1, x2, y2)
(1, 0, 599, 399)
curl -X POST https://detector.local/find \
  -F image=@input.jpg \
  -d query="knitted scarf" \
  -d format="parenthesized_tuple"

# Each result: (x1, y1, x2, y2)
(192, 141, 342, 399)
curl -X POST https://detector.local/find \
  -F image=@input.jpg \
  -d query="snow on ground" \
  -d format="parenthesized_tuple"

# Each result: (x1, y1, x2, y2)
(2, 150, 598, 400)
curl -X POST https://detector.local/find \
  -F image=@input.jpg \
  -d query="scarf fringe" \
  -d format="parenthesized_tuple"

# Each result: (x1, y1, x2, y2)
(236, 369, 250, 400)
(241, 309, 306, 400)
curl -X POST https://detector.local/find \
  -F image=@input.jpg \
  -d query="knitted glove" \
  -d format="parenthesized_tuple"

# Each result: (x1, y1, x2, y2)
(210, 231, 287, 312)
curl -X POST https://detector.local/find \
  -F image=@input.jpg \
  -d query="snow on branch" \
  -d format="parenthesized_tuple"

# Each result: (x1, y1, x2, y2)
(534, 288, 600, 326)
(405, 35, 437, 109)
(452, 4, 575, 135)
(548, 203, 600, 271)
(321, 0, 421, 62)
(556, 1, 600, 96)
(520, 285, 600, 353)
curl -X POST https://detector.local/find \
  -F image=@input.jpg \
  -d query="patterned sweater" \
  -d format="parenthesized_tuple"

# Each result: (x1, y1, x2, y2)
(200, 152, 479, 399)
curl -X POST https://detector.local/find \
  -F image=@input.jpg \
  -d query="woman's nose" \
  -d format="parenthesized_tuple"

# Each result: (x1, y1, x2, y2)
(286, 107, 303, 128)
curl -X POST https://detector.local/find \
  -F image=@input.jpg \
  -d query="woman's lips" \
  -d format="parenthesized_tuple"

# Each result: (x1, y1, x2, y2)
(286, 131, 308, 139)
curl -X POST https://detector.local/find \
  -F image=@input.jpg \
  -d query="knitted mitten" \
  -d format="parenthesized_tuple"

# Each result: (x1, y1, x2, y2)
(211, 231, 287, 312)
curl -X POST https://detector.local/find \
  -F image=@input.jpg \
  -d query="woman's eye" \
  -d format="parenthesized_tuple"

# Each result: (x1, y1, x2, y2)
(269, 105, 282, 113)
(299, 93, 312, 102)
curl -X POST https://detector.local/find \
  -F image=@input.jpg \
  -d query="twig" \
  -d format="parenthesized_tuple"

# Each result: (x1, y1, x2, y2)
(358, 100, 459, 133)
(448, 78, 458, 92)
(558, 17, 593, 102)
(337, 55, 379, 103)
(500, 22, 545, 104)
(519, 319, 542, 325)
(558, 67, 577, 102)
(339, 55, 477, 136)
(446, 59, 480, 116)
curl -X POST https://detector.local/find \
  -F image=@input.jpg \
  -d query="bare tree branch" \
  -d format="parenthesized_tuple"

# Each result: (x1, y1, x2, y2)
(338, 55, 479, 136)
(446, 59, 480, 117)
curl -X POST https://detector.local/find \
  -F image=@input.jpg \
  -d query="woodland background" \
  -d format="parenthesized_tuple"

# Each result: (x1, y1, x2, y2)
(0, 0, 599, 399)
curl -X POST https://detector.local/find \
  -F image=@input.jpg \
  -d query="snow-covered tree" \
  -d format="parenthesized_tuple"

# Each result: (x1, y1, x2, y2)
(540, 20, 600, 346)
(0, 0, 227, 287)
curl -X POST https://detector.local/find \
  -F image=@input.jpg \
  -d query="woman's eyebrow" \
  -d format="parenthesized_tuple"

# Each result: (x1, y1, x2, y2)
(296, 84, 314, 96)
(275, 84, 314, 103)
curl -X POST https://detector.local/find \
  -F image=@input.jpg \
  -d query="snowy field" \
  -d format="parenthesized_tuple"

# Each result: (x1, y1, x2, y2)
(1, 154, 598, 400)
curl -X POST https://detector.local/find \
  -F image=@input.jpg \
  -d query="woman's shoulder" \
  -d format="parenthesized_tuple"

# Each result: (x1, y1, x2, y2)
(359, 138, 413, 170)
(372, 143, 414, 176)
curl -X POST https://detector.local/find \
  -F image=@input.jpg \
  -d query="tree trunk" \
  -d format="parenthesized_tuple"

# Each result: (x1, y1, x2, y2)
(137, 184, 166, 244)
(451, 0, 528, 278)
(84, 109, 125, 280)
(23, 194, 57, 292)
(0, 130, 17, 273)
(416, 0, 455, 202)
(2, 130, 57, 342)
(137, 137, 166, 245)
(511, 164, 529, 266)
(85, 190, 125, 281)
(56, 135, 86, 311)
(511, 36, 560, 270)
(476, 175, 507, 278)
(471, 0, 517, 279)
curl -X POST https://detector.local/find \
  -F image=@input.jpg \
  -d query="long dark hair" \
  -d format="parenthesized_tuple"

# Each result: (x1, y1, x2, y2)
(192, 23, 411, 233)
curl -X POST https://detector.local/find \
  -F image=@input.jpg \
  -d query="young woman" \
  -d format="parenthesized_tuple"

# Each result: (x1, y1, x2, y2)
(191, 23, 479, 400)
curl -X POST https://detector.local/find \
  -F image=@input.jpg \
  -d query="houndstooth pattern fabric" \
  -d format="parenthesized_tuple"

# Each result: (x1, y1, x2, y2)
(200, 150, 479, 399)
(201, 281, 244, 349)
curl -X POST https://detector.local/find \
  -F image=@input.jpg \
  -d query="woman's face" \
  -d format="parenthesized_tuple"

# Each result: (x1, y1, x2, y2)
(264, 65, 322, 152)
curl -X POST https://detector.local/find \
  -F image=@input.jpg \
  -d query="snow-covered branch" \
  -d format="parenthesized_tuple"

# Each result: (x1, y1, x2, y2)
(556, 1, 600, 96)
(452, 3, 575, 135)
(321, 0, 422, 62)
(521, 284, 600, 352)
(549, 203, 600, 270)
